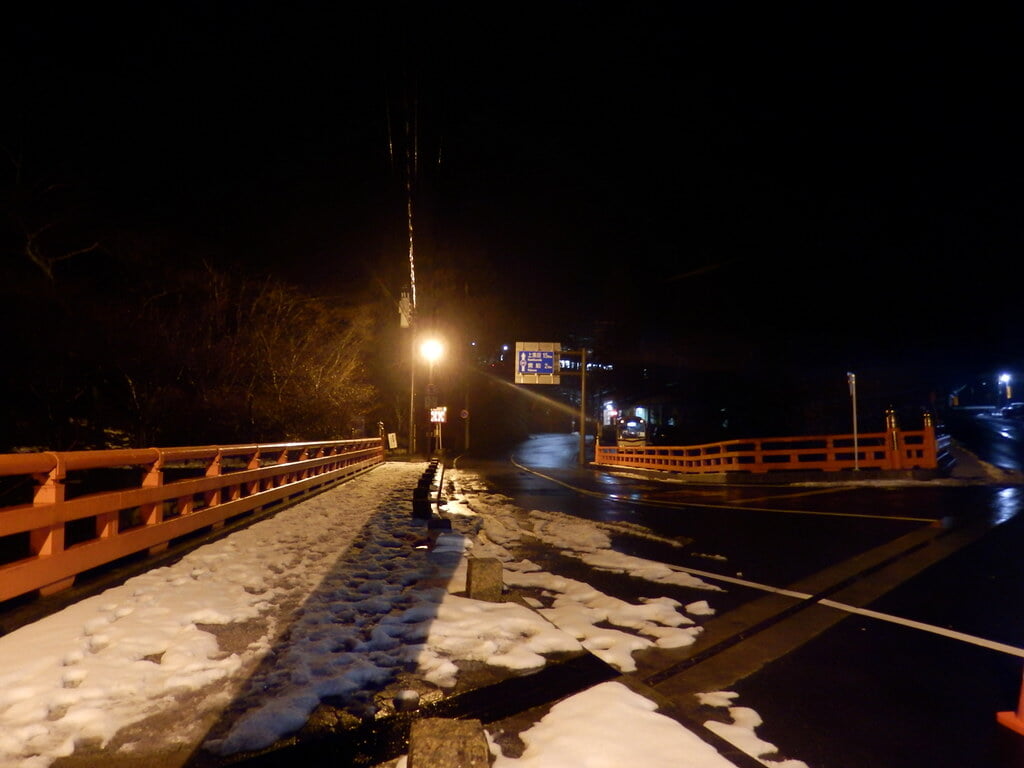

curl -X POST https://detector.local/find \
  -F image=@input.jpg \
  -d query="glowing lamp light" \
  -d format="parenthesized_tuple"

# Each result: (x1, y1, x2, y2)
(420, 338, 444, 364)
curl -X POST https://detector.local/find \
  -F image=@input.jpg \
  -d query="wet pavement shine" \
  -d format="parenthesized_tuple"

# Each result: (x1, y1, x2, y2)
(460, 433, 1024, 767)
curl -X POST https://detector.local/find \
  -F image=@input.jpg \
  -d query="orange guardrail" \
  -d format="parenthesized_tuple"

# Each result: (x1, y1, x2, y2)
(595, 412, 938, 475)
(0, 438, 384, 603)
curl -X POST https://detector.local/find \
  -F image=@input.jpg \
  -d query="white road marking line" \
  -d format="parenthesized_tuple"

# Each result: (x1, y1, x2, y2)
(818, 600, 1024, 659)
(513, 458, 933, 522)
(511, 458, 1024, 657)
(670, 563, 1024, 659)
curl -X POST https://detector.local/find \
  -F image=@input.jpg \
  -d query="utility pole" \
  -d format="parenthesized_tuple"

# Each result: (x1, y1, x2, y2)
(847, 371, 859, 470)
(558, 348, 589, 466)
(399, 292, 415, 455)
(579, 346, 587, 466)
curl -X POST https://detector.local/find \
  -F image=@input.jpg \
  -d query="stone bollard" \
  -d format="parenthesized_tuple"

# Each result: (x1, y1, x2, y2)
(427, 515, 452, 531)
(408, 718, 489, 768)
(466, 557, 503, 602)
(412, 485, 432, 519)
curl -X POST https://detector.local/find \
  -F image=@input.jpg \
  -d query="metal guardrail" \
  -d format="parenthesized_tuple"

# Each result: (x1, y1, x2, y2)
(0, 439, 384, 603)
(594, 412, 939, 475)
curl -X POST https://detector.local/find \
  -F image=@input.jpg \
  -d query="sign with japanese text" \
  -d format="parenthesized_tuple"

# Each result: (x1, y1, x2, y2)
(515, 342, 561, 384)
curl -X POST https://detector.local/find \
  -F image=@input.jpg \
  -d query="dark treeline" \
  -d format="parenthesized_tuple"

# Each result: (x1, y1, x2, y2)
(0, 159, 391, 451)
(1, 250, 383, 452)
(0, 158, 540, 455)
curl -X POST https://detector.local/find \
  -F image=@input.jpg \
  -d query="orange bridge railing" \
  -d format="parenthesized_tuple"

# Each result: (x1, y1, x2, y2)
(595, 412, 939, 476)
(0, 438, 384, 603)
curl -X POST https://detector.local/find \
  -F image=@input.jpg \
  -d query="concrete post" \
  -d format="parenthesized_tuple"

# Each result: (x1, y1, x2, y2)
(408, 718, 490, 768)
(466, 557, 503, 602)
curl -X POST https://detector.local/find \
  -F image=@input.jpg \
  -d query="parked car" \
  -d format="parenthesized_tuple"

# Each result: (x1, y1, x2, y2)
(1001, 402, 1024, 419)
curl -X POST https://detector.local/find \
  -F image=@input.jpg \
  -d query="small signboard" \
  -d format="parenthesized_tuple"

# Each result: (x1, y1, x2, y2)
(430, 406, 447, 423)
(515, 342, 561, 384)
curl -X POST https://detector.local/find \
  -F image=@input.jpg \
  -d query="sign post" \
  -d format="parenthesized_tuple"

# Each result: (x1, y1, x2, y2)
(430, 406, 447, 453)
(515, 342, 588, 466)
(847, 372, 859, 471)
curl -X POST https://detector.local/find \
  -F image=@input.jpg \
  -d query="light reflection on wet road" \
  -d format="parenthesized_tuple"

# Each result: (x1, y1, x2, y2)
(462, 431, 1024, 767)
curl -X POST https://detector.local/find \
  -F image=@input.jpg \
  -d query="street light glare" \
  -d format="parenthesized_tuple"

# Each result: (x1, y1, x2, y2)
(420, 338, 444, 363)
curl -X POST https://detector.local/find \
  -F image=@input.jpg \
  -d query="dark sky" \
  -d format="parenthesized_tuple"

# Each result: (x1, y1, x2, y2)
(6, 2, 1024, 389)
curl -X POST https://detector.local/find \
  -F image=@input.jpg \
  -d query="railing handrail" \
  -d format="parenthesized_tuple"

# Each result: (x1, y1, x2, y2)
(594, 413, 938, 475)
(0, 439, 380, 477)
(0, 438, 385, 604)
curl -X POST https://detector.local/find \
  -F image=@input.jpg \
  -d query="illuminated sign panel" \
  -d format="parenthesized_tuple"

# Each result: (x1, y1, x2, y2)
(515, 342, 561, 384)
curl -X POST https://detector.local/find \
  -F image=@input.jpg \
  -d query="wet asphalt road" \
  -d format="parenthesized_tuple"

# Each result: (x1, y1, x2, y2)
(460, 430, 1024, 768)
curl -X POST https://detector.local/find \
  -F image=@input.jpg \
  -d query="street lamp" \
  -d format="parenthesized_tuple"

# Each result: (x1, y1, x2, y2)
(1000, 373, 1013, 403)
(420, 338, 445, 372)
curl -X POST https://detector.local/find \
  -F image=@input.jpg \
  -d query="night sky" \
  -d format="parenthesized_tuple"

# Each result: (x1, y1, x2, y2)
(6, 3, 1024, 394)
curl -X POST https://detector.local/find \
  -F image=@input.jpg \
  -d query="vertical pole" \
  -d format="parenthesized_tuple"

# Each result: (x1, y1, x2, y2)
(579, 347, 587, 466)
(409, 332, 416, 455)
(848, 372, 859, 470)
(886, 408, 902, 470)
(426, 360, 435, 456)
(922, 411, 937, 467)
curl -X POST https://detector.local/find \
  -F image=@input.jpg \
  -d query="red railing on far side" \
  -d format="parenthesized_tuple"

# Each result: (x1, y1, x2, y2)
(594, 411, 939, 475)
(0, 439, 384, 603)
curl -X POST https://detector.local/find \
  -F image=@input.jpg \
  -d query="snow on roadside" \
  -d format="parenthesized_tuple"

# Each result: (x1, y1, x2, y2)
(388, 683, 810, 768)
(441, 468, 810, 767)
(0, 462, 809, 768)
(490, 681, 737, 768)
(698, 692, 811, 768)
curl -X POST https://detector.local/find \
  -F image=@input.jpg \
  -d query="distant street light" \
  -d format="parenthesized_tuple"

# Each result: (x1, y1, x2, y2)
(1000, 373, 1013, 403)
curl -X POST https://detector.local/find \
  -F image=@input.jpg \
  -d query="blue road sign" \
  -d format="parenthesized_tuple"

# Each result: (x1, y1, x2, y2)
(514, 342, 561, 384)
(518, 350, 556, 375)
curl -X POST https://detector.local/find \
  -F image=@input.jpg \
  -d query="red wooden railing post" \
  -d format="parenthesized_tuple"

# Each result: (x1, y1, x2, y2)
(921, 412, 937, 467)
(886, 409, 902, 470)
(142, 453, 164, 521)
(247, 448, 262, 495)
(30, 453, 66, 556)
(206, 450, 224, 528)
(30, 453, 76, 595)
(142, 451, 169, 555)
